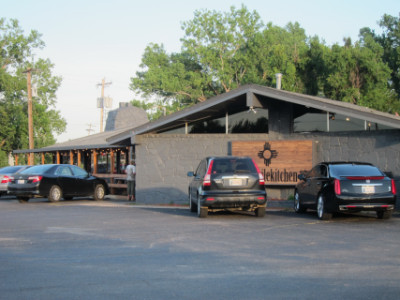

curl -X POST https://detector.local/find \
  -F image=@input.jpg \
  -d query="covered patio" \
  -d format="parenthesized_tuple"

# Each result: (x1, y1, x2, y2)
(12, 128, 134, 194)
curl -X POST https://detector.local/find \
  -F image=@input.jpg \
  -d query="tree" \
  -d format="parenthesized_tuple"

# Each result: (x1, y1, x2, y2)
(322, 37, 398, 112)
(361, 13, 400, 99)
(244, 21, 308, 92)
(130, 44, 210, 106)
(0, 18, 66, 166)
(130, 7, 400, 118)
(130, 5, 307, 113)
(181, 5, 263, 93)
(298, 36, 329, 96)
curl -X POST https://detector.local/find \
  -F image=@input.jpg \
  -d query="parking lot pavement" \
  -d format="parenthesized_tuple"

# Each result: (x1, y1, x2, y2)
(0, 198, 399, 300)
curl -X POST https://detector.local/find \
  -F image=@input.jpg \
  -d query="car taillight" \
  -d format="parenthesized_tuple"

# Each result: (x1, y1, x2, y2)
(391, 179, 397, 195)
(252, 159, 265, 185)
(334, 179, 341, 195)
(203, 160, 214, 187)
(28, 176, 43, 183)
(1, 175, 11, 184)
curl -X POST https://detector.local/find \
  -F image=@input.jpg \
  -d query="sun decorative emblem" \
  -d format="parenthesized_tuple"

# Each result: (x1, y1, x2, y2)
(258, 142, 278, 167)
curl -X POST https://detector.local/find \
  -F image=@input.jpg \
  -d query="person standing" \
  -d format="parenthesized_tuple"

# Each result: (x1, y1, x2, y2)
(125, 160, 136, 201)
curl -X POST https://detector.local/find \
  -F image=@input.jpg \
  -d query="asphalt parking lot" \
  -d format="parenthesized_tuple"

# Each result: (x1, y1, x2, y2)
(0, 196, 399, 300)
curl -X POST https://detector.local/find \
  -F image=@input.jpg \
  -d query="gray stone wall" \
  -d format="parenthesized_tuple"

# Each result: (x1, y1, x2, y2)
(135, 134, 268, 204)
(135, 131, 400, 206)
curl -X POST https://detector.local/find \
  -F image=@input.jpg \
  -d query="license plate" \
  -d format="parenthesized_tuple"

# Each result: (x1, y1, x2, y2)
(362, 186, 375, 194)
(17, 180, 25, 184)
(229, 179, 243, 186)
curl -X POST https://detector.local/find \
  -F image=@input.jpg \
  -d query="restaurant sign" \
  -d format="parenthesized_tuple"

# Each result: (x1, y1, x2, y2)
(232, 140, 313, 185)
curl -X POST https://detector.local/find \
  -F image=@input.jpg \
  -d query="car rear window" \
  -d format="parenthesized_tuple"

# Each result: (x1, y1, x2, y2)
(211, 158, 256, 174)
(20, 165, 54, 174)
(0, 166, 23, 173)
(330, 164, 383, 177)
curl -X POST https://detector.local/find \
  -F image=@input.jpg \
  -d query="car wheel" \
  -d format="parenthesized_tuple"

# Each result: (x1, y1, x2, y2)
(317, 195, 332, 220)
(48, 185, 62, 202)
(94, 184, 105, 201)
(255, 205, 266, 217)
(197, 196, 208, 218)
(294, 191, 306, 213)
(17, 197, 30, 203)
(377, 211, 392, 219)
(189, 193, 196, 213)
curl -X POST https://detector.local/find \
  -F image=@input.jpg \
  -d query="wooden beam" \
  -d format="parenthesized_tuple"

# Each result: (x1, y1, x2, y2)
(110, 150, 115, 174)
(41, 153, 45, 164)
(56, 151, 60, 164)
(77, 151, 81, 167)
(69, 150, 74, 165)
(93, 150, 98, 173)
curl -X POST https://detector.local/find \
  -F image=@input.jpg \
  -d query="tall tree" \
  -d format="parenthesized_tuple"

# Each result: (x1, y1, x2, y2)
(130, 7, 400, 118)
(0, 18, 66, 166)
(361, 13, 400, 99)
(130, 5, 306, 109)
(323, 37, 397, 112)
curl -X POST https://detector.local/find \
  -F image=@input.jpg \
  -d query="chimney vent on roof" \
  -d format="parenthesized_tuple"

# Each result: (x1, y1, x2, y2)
(275, 73, 282, 90)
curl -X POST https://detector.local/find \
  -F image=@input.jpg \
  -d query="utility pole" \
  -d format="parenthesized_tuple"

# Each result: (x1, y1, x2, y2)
(23, 68, 34, 165)
(96, 78, 112, 132)
(86, 123, 96, 135)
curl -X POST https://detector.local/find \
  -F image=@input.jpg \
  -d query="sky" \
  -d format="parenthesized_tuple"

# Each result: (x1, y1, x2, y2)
(2, 0, 399, 142)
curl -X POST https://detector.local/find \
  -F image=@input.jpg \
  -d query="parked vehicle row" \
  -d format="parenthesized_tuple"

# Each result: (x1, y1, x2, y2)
(3, 164, 109, 203)
(1, 159, 397, 221)
(188, 158, 397, 220)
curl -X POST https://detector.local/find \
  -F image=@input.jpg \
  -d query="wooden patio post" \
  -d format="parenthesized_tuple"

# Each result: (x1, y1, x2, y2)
(69, 150, 74, 165)
(41, 153, 45, 165)
(110, 150, 115, 174)
(77, 151, 82, 168)
(15, 154, 19, 166)
(56, 151, 60, 164)
(93, 150, 98, 174)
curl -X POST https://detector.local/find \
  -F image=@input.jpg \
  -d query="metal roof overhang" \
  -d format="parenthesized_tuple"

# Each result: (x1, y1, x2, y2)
(13, 144, 126, 154)
(106, 84, 400, 144)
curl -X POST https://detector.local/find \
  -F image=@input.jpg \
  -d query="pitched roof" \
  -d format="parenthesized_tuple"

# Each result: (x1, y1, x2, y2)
(13, 127, 131, 154)
(14, 103, 149, 154)
(106, 84, 400, 144)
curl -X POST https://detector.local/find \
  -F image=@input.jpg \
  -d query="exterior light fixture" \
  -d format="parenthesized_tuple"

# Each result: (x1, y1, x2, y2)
(247, 106, 257, 114)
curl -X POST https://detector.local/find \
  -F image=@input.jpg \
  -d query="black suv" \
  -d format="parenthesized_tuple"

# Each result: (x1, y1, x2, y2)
(187, 156, 267, 218)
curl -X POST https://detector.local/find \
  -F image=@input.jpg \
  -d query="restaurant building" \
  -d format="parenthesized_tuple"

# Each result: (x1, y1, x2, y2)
(105, 84, 400, 204)
(13, 84, 400, 205)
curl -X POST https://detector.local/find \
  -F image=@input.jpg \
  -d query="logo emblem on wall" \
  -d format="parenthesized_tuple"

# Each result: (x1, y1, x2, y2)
(258, 142, 278, 167)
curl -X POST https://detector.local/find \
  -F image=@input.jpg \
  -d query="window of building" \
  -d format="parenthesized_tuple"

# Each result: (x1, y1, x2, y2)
(159, 107, 269, 134)
(294, 109, 397, 133)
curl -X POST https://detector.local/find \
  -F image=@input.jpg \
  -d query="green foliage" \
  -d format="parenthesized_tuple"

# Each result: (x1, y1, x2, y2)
(130, 7, 400, 118)
(361, 13, 400, 100)
(0, 18, 66, 167)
